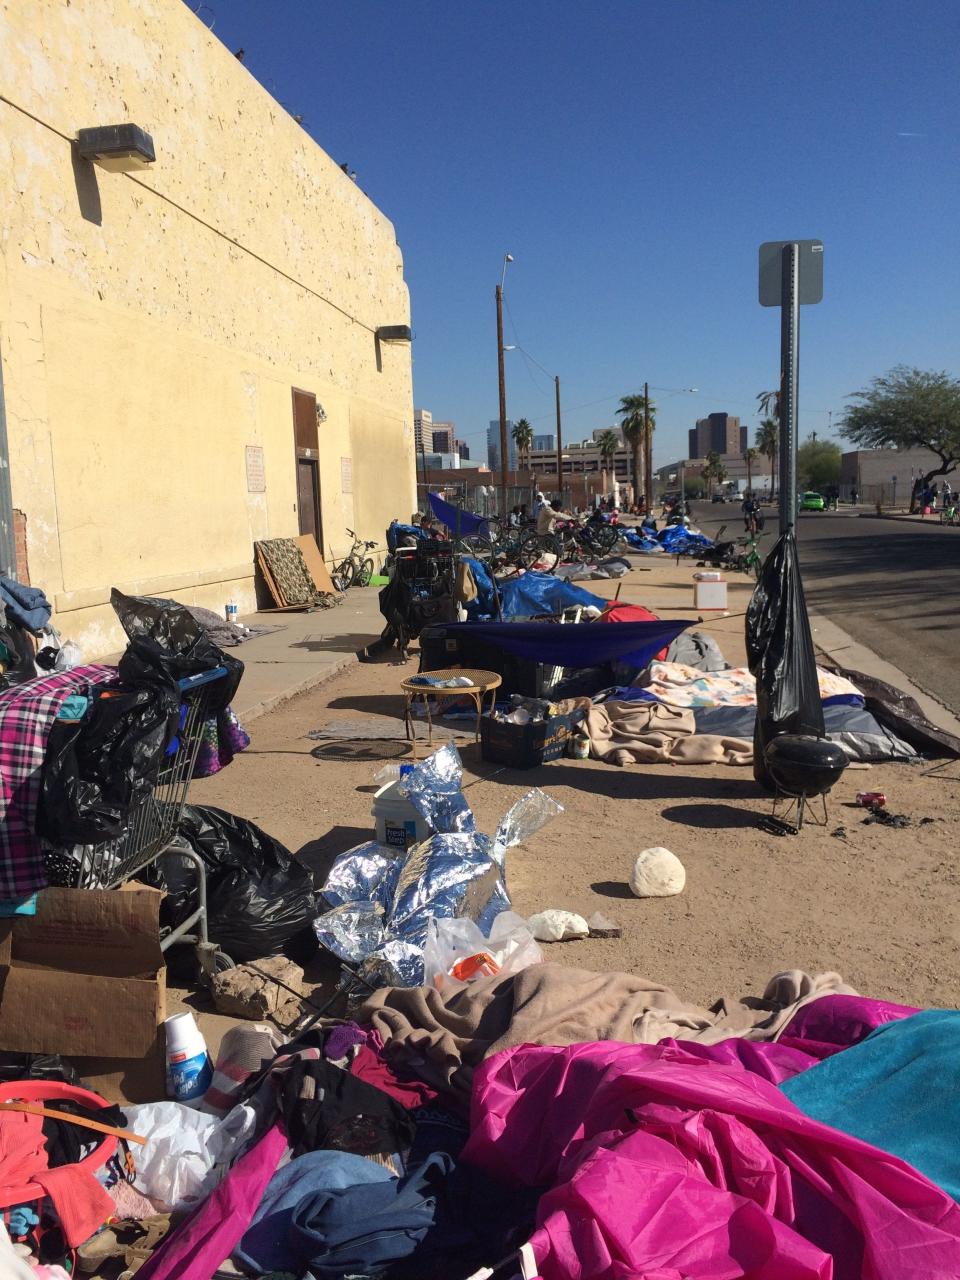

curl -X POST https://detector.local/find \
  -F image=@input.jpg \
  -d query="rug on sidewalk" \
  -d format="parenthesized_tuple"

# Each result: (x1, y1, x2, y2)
(307, 717, 472, 742)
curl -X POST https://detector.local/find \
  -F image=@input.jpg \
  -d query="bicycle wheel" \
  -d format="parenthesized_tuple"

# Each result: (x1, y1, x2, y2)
(460, 534, 495, 562)
(332, 558, 355, 591)
(357, 558, 375, 586)
(483, 516, 503, 543)
(517, 531, 546, 569)
(592, 524, 619, 553)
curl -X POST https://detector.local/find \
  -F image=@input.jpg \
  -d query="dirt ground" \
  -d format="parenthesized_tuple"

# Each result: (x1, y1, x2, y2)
(190, 647, 960, 1012)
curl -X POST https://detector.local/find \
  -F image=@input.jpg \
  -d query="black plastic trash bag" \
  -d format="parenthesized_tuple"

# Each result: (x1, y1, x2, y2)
(37, 684, 180, 845)
(159, 805, 317, 962)
(111, 589, 243, 712)
(746, 530, 824, 789)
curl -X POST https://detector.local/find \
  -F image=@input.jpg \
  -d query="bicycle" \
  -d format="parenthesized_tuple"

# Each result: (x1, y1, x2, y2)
(734, 530, 768, 580)
(332, 528, 378, 589)
(939, 503, 959, 527)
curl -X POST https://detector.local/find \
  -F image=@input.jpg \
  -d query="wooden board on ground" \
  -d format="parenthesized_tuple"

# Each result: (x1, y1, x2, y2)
(296, 534, 337, 595)
(255, 544, 315, 612)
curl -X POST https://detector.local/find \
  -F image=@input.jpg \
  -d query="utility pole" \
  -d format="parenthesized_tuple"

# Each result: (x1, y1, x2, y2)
(496, 283, 508, 517)
(643, 381, 652, 515)
(554, 375, 563, 505)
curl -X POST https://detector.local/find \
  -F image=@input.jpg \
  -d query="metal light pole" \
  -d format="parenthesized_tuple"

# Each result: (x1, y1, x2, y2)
(643, 381, 652, 515)
(496, 253, 513, 516)
(555, 375, 563, 505)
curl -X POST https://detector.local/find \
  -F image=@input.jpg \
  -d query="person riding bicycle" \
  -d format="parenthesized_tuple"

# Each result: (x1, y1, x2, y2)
(742, 493, 763, 534)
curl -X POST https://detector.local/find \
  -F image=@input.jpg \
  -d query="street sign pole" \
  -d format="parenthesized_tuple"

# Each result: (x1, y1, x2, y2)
(759, 238, 822, 537)
(779, 243, 800, 535)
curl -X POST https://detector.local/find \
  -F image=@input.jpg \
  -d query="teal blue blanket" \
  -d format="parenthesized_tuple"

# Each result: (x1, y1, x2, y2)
(782, 1009, 960, 1199)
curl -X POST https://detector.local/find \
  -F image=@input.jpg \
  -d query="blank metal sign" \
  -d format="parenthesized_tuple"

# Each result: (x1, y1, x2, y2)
(759, 240, 824, 306)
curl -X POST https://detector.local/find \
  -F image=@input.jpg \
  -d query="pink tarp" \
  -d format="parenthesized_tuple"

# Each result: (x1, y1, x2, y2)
(463, 1040, 960, 1279)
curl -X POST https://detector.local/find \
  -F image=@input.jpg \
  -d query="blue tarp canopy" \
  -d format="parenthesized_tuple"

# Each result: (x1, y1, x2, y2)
(459, 564, 607, 621)
(428, 492, 490, 538)
(656, 525, 714, 552)
(430, 618, 694, 670)
(496, 573, 606, 619)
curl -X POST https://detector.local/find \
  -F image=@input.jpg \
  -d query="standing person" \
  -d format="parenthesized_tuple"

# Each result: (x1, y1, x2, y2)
(532, 492, 547, 521)
(518, 503, 529, 526)
(850, 485, 859, 506)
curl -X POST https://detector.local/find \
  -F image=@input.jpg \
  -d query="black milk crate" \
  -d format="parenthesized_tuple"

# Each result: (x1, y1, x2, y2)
(480, 708, 583, 769)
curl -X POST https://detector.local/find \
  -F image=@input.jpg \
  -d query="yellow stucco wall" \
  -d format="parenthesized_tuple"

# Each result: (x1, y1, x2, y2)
(0, 0, 415, 656)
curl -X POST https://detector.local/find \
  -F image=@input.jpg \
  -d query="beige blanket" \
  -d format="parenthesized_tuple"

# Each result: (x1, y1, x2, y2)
(360, 963, 852, 1104)
(584, 699, 753, 766)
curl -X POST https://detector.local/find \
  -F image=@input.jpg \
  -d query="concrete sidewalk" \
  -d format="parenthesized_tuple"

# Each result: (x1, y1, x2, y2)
(227, 551, 960, 739)
(231, 589, 385, 721)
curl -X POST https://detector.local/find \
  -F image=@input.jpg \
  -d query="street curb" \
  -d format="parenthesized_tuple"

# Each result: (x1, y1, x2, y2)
(858, 512, 954, 525)
(236, 651, 360, 723)
(809, 612, 960, 737)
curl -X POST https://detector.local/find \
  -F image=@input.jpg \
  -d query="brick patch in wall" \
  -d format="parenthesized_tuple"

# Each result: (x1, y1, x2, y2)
(13, 511, 29, 585)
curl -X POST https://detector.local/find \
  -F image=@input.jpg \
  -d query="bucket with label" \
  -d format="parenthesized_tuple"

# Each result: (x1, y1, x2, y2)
(165, 1012, 213, 1104)
(372, 772, 430, 851)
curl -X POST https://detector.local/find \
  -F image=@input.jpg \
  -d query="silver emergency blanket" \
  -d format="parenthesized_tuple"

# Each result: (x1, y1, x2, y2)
(313, 744, 562, 986)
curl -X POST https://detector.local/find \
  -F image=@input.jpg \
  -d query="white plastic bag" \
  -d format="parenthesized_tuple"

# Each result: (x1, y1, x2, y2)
(54, 639, 83, 671)
(126, 1100, 257, 1211)
(422, 910, 542, 991)
(528, 909, 590, 942)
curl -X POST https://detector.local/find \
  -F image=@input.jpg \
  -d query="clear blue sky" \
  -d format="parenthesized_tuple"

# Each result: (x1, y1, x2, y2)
(205, 0, 959, 465)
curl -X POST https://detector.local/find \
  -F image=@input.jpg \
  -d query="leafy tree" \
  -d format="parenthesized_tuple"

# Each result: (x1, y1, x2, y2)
(511, 418, 534, 469)
(743, 446, 759, 493)
(617, 394, 646, 506)
(841, 366, 960, 489)
(683, 475, 705, 499)
(714, 461, 729, 492)
(797, 437, 841, 491)
(756, 418, 779, 497)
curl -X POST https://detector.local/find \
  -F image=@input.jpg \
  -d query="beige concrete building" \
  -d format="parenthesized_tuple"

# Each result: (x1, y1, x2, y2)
(0, 0, 415, 656)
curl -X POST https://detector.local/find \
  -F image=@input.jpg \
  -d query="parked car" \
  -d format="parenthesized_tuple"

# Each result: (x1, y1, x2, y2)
(800, 491, 825, 511)
(711, 492, 729, 503)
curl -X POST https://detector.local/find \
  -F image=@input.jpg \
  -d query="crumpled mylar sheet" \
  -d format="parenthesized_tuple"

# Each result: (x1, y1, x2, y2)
(313, 743, 562, 986)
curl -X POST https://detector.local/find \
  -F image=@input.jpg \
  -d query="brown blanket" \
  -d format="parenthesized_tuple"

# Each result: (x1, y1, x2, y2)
(584, 699, 753, 766)
(360, 963, 852, 1104)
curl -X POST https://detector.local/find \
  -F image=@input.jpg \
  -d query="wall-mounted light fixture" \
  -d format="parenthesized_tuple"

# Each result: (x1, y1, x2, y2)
(76, 124, 156, 172)
(316, 403, 328, 423)
(375, 325, 412, 342)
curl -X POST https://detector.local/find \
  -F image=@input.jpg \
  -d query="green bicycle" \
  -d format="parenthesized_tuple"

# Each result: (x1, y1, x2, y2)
(734, 530, 768, 581)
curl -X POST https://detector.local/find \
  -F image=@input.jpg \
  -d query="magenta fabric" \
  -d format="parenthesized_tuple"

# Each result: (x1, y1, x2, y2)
(656, 1036, 817, 1084)
(0, 664, 116, 896)
(777, 993, 919, 1061)
(135, 1123, 286, 1280)
(462, 1041, 960, 1279)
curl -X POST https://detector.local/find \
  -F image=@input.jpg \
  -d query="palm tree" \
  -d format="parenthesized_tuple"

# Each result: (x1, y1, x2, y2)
(714, 461, 728, 496)
(702, 449, 721, 497)
(617, 395, 646, 507)
(743, 446, 759, 494)
(597, 429, 620, 478)
(756, 418, 779, 497)
(511, 418, 534, 471)
(757, 389, 780, 419)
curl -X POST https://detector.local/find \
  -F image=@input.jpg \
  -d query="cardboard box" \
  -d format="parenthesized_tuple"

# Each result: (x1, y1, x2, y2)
(0, 886, 167, 1102)
(694, 580, 728, 611)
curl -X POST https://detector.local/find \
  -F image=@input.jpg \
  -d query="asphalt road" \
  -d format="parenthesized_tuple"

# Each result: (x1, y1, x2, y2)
(689, 503, 960, 717)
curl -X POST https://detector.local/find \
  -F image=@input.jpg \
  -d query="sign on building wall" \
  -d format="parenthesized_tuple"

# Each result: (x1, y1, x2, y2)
(341, 456, 353, 494)
(245, 445, 266, 493)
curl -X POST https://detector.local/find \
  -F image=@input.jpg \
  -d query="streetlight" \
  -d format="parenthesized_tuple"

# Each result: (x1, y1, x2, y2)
(496, 254, 513, 515)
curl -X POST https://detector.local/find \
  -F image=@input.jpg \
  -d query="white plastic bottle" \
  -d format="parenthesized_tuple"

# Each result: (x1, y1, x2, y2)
(165, 1012, 213, 1104)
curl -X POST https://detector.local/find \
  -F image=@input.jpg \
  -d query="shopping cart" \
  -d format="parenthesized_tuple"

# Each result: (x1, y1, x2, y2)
(45, 666, 234, 981)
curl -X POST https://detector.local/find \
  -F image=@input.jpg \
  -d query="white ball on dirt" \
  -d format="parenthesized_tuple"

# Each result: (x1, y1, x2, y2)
(630, 846, 686, 897)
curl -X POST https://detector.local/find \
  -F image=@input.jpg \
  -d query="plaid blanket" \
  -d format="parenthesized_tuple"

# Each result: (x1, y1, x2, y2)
(0, 664, 116, 898)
